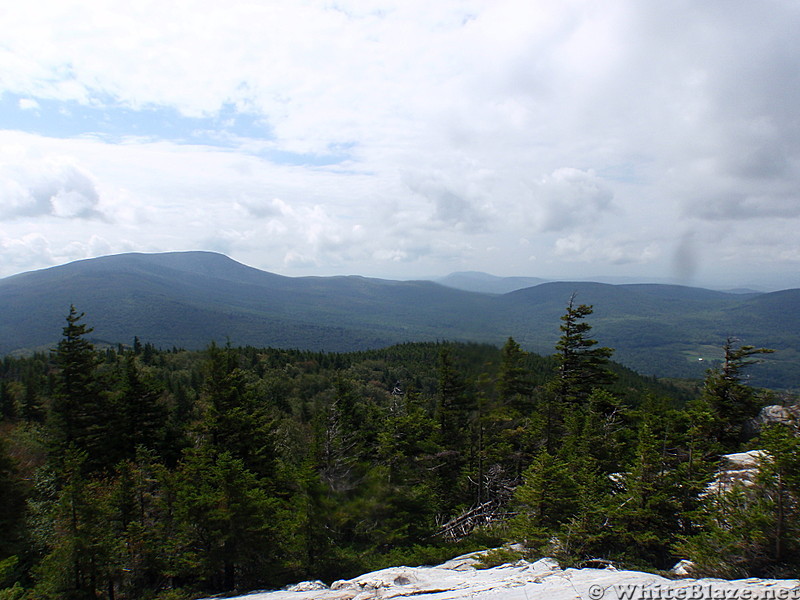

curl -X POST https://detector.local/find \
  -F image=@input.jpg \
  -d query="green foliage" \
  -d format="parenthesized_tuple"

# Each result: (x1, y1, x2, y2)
(0, 581, 27, 600)
(1, 305, 795, 599)
(49, 306, 103, 467)
(701, 338, 775, 452)
(498, 338, 533, 408)
(678, 424, 800, 578)
(5, 252, 799, 389)
(474, 546, 526, 569)
(554, 295, 616, 406)
(111, 355, 168, 462)
(510, 450, 580, 544)
(33, 450, 120, 600)
(174, 446, 280, 592)
(0, 437, 26, 564)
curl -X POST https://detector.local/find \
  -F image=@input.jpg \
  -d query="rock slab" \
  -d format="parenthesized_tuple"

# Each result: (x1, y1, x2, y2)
(212, 554, 800, 600)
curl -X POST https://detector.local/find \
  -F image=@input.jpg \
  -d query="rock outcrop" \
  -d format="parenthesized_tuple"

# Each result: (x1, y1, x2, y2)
(704, 449, 768, 495)
(215, 553, 800, 600)
(744, 403, 800, 438)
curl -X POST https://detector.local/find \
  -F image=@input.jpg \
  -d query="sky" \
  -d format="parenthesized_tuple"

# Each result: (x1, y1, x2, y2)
(1, 1, 799, 290)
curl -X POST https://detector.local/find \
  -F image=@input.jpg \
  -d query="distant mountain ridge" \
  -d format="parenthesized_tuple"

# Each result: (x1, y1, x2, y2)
(435, 271, 549, 294)
(1, 251, 798, 389)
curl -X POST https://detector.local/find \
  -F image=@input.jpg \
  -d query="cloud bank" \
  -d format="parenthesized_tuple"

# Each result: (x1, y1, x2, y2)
(1, 0, 799, 289)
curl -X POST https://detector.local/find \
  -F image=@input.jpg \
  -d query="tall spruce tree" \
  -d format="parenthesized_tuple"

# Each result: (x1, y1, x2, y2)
(436, 347, 471, 446)
(34, 450, 120, 600)
(539, 296, 615, 452)
(701, 338, 774, 452)
(0, 379, 15, 421)
(50, 306, 105, 470)
(677, 424, 800, 577)
(510, 448, 580, 548)
(497, 337, 532, 409)
(110, 355, 168, 465)
(199, 343, 277, 480)
(553, 295, 615, 406)
(0, 436, 27, 578)
(175, 446, 279, 592)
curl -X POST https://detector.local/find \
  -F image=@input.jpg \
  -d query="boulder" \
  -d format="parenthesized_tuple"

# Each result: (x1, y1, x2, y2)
(744, 404, 800, 438)
(704, 449, 768, 495)
(670, 559, 695, 577)
(284, 580, 328, 592)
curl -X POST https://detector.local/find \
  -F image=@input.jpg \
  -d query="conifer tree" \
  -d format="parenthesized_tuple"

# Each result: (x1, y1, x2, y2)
(49, 306, 106, 471)
(701, 338, 774, 451)
(174, 446, 279, 592)
(0, 379, 15, 421)
(0, 437, 27, 574)
(112, 355, 167, 463)
(200, 343, 276, 480)
(497, 337, 532, 410)
(611, 417, 684, 568)
(540, 296, 615, 452)
(677, 424, 800, 577)
(510, 449, 580, 548)
(434, 347, 474, 508)
(553, 295, 615, 406)
(34, 450, 120, 599)
(22, 374, 45, 423)
(436, 347, 471, 442)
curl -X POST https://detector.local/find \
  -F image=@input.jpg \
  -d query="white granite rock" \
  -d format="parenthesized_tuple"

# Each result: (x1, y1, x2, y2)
(215, 555, 800, 600)
(704, 449, 768, 495)
(283, 580, 328, 592)
(670, 559, 695, 576)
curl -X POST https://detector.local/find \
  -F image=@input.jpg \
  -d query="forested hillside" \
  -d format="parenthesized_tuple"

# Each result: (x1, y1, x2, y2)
(2, 252, 799, 389)
(0, 303, 798, 600)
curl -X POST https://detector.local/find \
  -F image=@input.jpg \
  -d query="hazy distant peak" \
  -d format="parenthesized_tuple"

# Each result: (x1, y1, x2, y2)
(435, 271, 549, 294)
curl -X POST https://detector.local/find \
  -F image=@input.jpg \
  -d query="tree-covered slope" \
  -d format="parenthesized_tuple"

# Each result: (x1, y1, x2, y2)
(0, 309, 793, 599)
(0, 252, 795, 388)
(0, 252, 498, 354)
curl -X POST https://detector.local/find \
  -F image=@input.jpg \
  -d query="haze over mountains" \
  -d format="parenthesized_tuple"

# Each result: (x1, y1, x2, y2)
(1, 251, 797, 389)
(435, 272, 550, 295)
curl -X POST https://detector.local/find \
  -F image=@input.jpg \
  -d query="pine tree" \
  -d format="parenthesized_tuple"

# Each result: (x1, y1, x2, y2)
(112, 449, 185, 597)
(677, 424, 800, 577)
(701, 338, 774, 451)
(111, 355, 167, 463)
(436, 347, 471, 443)
(0, 379, 16, 421)
(200, 343, 276, 480)
(0, 437, 27, 573)
(510, 449, 580, 548)
(434, 347, 474, 508)
(553, 295, 615, 406)
(611, 417, 684, 568)
(497, 337, 532, 410)
(49, 306, 104, 470)
(539, 296, 615, 453)
(174, 446, 279, 592)
(34, 450, 120, 600)
(21, 374, 45, 423)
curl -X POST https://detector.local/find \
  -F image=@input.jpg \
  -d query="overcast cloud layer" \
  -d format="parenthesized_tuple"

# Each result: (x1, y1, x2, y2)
(1, 1, 799, 289)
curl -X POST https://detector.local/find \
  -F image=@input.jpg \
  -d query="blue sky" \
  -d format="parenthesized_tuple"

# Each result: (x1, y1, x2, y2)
(1, 93, 354, 166)
(1, 1, 800, 290)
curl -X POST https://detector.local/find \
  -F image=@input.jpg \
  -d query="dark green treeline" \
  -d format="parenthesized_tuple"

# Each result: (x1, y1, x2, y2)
(0, 302, 797, 600)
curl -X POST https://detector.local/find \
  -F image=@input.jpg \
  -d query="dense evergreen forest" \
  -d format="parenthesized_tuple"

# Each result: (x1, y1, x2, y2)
(0, 300, 798, 600)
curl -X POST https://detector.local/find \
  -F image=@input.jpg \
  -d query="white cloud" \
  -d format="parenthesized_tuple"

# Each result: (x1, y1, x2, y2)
(0, 232, 54, 270)
(0, 156, 104, 220)
(1, 1, 800, 288)
(529, 168, 614, 233)
(553, 232, 658, 267)
(18, 98, 39, 111)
